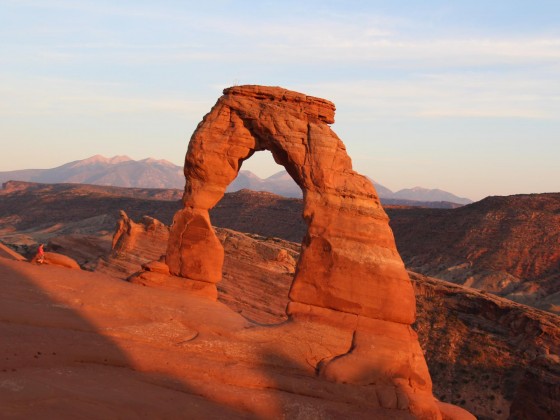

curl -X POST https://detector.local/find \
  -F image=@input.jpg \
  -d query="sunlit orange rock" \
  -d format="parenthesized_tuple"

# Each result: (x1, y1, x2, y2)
(167, 85, 415, 322)
(161, 85, 472, 418)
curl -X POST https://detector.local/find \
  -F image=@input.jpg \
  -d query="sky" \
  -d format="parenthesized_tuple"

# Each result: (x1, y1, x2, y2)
(1, 0, 559, 200)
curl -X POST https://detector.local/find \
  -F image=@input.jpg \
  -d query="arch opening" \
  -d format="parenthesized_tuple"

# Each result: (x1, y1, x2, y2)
(211, 149, 306, 323)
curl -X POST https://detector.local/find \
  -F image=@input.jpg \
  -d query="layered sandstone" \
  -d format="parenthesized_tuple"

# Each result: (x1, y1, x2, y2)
(103, 212, 299, 323)
(160, 85, 465, 418)
(97, 213, 559, 419)
(98, 210, 170, 278)
(167, 85, 415, 323)
(411, 272, 560, 419)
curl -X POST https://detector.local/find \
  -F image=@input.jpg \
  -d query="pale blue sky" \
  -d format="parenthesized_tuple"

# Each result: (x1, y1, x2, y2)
(1, 0, 559, 200)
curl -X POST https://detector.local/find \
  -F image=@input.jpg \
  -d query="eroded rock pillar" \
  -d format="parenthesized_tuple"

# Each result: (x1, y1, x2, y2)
(166, 103, 257, 298)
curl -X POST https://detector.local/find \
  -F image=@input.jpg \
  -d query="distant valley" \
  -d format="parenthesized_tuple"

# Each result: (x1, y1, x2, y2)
(0, 155, 472, 207)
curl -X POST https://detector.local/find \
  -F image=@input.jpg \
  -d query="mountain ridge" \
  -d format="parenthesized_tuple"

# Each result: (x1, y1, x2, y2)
(0, 155, 472, 205)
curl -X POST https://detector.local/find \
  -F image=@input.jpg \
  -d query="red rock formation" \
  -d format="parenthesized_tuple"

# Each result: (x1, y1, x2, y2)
(103, 210, 170, 277)
(167, 85, 415, 323)
(98, 213, 559, 419)
(98, 212, 299, 324)
(162, 85, 467, 418)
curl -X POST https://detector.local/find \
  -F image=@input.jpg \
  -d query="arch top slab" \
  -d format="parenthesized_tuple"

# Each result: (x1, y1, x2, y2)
(167, 85, 416, 325)
(223, 85, 336, 124)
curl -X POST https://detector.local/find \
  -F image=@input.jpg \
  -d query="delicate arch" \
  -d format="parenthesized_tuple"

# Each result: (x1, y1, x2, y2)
(166, 85, 415, 324)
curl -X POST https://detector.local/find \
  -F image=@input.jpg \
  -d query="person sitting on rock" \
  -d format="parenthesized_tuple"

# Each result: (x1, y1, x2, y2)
(36, 243, 45, 264)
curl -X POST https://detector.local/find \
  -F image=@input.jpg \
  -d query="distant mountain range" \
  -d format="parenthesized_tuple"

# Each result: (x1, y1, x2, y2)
(0, 155, 472, 206)
(0, 155, 184, 189)
(225, 170, 473, 205)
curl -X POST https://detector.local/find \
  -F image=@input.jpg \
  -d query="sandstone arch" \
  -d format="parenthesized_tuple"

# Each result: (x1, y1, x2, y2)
(161, 85, 475, 418)
(166, 85, 415, 324)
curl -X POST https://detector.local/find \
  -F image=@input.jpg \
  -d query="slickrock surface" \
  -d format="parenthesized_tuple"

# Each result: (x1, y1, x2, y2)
(99, 214, 560, 419)
(216, 229, 299, 324)
(158, 85, 467, 418)
(47, 234, 111, 268)
(1, 257, 472, 419)
(0, 242, 26, 261)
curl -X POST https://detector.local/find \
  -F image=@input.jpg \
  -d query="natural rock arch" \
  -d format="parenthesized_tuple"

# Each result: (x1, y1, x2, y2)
(166, 85, 415, 324)
(158, 85, 476, 419)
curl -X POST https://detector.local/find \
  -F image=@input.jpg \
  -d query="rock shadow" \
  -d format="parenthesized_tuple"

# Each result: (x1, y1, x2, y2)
(0, 258, 256, 418)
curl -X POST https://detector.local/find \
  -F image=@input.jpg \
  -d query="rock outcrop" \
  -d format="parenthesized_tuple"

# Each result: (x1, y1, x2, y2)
(99, 212, 299, 324)
(167, 85, 415, 321)
(411, 272, 560, 419)
(99, 210, 171, 278)
(31, 251, 81, 269)
(159, 85, 467, 418)
(98, 212, 560, 419)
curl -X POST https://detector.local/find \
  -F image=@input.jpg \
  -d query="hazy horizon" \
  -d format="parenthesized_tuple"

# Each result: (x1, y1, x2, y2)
(1, 1, 559, 200)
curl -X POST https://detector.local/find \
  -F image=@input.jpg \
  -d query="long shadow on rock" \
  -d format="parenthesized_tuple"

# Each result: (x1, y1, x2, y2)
(0, 258, 255, 419)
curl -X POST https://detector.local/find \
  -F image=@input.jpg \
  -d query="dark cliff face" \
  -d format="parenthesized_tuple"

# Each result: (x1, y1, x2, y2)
(209, 189, 306, 243)
(410, 271, 560, 419)
(391, 193, 560, 281)
(0, 181, 182, 232)
(388, 194, 560, 312)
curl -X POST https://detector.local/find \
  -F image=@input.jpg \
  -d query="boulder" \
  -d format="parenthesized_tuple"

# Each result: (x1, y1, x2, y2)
(36, 252, 80, 269)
